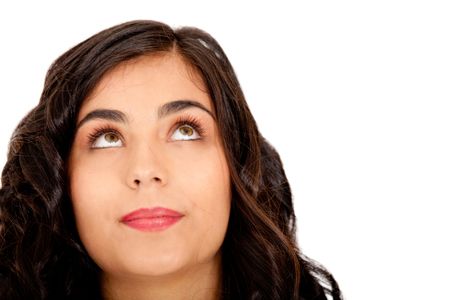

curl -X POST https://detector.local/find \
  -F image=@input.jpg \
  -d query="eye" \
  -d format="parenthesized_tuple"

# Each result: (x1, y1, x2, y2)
(88, 126, 123, 149)
(170, 115, 205, 141)
(171, 124, 201, 141)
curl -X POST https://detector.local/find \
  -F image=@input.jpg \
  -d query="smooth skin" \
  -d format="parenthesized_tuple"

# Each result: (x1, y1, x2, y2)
(67, 51, 231, 300)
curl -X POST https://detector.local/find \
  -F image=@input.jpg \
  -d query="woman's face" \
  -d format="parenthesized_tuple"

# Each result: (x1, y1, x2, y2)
(67, 53, 231, 279)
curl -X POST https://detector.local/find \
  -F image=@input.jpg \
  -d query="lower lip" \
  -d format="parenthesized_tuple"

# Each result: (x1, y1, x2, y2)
(122, 216, 183, 232)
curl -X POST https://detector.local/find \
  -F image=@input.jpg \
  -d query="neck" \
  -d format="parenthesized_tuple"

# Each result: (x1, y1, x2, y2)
(101, 253, 222, 300)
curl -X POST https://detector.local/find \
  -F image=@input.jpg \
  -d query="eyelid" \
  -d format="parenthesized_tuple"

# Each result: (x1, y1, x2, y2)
(86, 114, 207, 148)
(87, 125, 124, 149)
(170, 114, 206, 139)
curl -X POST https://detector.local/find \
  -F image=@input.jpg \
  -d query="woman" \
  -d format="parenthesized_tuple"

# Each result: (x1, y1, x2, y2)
(0, 20, 343, 299)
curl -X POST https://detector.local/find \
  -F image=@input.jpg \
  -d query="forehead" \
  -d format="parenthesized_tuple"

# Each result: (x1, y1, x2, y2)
(78, 53, 211, 121)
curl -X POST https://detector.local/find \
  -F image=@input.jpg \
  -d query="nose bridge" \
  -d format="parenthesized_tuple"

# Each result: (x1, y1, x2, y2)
(126, 139, 166, 187)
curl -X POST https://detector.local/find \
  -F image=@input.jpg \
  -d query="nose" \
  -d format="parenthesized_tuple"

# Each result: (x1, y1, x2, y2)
(125, 143, 168, 189)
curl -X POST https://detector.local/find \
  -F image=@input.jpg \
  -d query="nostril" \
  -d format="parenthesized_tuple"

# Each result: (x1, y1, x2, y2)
(132, 177, 162, 186)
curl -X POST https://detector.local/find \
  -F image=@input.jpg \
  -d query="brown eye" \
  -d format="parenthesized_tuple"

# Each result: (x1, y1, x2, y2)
(105, 133, 119, 143)
(171, 124, 201, 141)
(90, 130, 123, 149)
(179, 125, 194, 136)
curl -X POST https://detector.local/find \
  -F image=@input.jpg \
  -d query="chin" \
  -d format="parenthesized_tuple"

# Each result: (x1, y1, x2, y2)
(120, 253, 189, 277)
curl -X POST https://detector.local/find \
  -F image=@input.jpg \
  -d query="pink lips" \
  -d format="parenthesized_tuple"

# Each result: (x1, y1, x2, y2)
(120, 207, 184, 232)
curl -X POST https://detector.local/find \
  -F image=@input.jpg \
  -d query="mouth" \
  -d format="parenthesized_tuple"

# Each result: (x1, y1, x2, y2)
(120, 206, 184, 232)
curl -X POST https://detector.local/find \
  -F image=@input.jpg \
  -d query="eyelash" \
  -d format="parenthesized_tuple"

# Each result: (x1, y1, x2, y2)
(86, 115, 206, 147)
(173, 114, 206, 137)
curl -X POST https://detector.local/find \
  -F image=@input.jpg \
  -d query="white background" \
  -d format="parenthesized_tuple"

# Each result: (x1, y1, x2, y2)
(1, 1, 449, 299)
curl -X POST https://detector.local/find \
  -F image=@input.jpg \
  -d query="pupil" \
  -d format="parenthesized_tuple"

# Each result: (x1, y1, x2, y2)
(105, 133, 117, 142)
(181, 126, 193, 136)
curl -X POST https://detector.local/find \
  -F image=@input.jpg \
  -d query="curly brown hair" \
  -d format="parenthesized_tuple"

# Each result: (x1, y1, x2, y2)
(0, 20, 343, 299)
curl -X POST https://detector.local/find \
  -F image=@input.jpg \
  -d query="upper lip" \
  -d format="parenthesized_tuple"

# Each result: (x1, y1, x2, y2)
(120, 207, 184, 222)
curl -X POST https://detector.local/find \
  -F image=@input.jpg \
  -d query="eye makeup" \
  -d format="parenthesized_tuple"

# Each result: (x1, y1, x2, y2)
(87, 125, 123, 148)
(85, 113, 208, 149)
(172, 114, 206, 137)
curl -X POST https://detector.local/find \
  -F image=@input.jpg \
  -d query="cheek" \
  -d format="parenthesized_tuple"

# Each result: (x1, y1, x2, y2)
(175, 144, 230, 205)
(174, 145, 231, 251)
(68, 161, 119, 237)
(69, 151, 121, 200)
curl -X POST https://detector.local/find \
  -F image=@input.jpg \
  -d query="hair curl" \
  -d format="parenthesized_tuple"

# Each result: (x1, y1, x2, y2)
(0, 20, 343, 299)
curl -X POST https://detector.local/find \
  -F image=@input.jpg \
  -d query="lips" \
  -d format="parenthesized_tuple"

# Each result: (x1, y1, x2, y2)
(120, 207, 184, 232)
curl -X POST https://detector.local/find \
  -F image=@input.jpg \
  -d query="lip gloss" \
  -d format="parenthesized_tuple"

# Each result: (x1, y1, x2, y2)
(120, 207, 184, 232)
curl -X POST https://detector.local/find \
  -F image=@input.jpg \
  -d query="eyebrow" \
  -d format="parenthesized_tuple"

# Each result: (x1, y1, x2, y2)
(75, 99, 215, 131)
